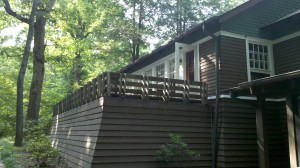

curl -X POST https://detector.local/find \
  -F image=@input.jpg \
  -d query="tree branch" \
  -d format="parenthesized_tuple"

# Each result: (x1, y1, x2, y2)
(83, 32, 92, 39)
(2, 0, 30, 24)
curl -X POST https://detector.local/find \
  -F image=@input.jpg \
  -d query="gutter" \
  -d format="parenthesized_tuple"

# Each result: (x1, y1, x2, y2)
(202, 23, 220, 168)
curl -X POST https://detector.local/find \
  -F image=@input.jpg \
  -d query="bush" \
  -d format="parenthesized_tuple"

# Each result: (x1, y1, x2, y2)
(156, 133, 200, 166)
(26, 134, 59, 167)
(0, 137, 19, 168)
(25, 119, 59, 168)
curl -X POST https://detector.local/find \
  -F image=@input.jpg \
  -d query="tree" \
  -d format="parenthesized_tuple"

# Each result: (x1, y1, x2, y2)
(50, 0, 131, 90)
(2, 0, 38, 146)
(154, 0, 247, 43)
(120, 0, 157, 61)
(26, 0, 56, 122)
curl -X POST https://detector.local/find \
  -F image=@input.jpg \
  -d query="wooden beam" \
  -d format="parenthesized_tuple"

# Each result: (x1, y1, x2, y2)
(286, 95, 299, 168)
(256, 95, 269, 168)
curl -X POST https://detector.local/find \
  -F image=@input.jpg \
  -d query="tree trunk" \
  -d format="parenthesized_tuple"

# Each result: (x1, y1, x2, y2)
(26, 16, 46, 122)
(74, 52, 82, 86)
(15, 0, 37, 147)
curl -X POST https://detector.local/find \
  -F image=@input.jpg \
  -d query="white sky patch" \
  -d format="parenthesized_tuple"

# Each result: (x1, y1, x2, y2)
(1, 24, 25, 46)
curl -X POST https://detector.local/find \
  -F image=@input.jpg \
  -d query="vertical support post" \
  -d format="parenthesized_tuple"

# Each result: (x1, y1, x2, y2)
(87, 82, 92, 102)
(183, 80, 186, 102)
(286, 94, 299, 168)
(141, 75, 145, 100)
(80, 87, 83, 105)
(97, 75, 102, 98)
(145, 76, 149, 101)
(201, 82, 207, 104)
(256, 95, 269, 168)
(163, 78, 168, 102)
(83, 85, 87, 104)
(123, 73, 127, 97)
(92, 78, 97, 101)
(119, 73, 123, 98)
(106, 72, 111, 97)
(186, 80, 190, 103)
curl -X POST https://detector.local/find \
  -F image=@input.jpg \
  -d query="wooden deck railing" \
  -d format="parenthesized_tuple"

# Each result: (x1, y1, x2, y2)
(53, 72, 208, 115)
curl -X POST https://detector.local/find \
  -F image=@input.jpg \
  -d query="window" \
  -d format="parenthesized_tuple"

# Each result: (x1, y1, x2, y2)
(156, 63, 165, 78)
(247, 42, 272, 80)
(144, 68, 152, 76)
(249, 43, 269, 72)
(168, 59, 175, 79)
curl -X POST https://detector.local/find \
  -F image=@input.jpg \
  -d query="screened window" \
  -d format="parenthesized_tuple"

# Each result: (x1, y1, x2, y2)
(156, 63, 165, 78)
(249, 43, 269, 72)
(169, 59, 175, 79)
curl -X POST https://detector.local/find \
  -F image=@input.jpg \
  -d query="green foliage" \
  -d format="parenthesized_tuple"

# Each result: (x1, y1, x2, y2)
(25, 134, 59, 167)
(156, 133, 200, 165)
(25, 120, 59, 167)
(0, 137, 20, 168)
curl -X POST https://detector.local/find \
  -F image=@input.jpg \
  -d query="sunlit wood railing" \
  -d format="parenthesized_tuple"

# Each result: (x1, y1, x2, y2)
(53, 72, 208, 116)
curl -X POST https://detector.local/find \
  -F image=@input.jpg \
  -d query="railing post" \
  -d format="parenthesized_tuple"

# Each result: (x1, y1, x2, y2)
(119, 73, 123, 98)
(97, 75, 102, 98)
(123, 73, 127, 97)
(141, 75, 145, 100)
(79, 87, 83, 105)
(183, 80, 186, 102)
(87, 82, 92, 102)
(186, 80, 190, 104)
(145, 76, 149, 101)
(201, 82, 208, 104)
(163, 78, 169, 102)
(106, 72, 111, 97)
(83, 85, 87, 104)
(92, 78, 97, 101)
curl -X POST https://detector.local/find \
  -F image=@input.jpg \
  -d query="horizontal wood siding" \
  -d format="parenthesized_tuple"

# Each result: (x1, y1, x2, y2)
(265, 101, 289, 168)
(273, 36, 300, 74)
(51, 99, 104, 168)
(213, 98, 290, 168)
(92, 98, 212, 168)
(200, 39, 216, 96)
(220, 36, 247, 90)
(214, 99, 258, 168)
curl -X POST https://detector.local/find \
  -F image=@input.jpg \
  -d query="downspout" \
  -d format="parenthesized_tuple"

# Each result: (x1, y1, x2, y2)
(202, 24, 220, 168)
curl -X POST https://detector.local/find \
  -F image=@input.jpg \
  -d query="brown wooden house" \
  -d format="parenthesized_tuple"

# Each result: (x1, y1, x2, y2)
(51, 0, 300, 167)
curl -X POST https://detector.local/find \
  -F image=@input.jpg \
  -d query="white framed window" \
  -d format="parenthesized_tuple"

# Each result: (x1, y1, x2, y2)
(156, 63, 165, 78)
(168, 59, 175, 79)
(246, 40, 274, 81)
(249, 43, 269, 73)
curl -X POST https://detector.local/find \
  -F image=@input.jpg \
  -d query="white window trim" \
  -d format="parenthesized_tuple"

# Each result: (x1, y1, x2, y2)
(245, 38, 275, 81)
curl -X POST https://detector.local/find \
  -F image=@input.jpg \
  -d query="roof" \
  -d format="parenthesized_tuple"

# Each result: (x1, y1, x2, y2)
(224, 70, 300, 98)
(120, 0, 265, 73)
(261, 9, 300, 29)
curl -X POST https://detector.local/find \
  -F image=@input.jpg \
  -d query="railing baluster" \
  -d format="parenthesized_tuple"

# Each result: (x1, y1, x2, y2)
(186, 80, 190, 104)
(123, 73, 127, 97)
(183, 80, 186, 102)
(106, 72, 111, 97)
(119, 73, 123, 98)
(92, 78, 97, 101)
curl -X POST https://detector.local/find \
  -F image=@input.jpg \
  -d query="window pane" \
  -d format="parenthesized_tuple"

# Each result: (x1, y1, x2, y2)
(264, 54, 268, 62)
(250, 53, 253, 59)
(250, 60, 254, 68)
(260, 62, 264, 69)
(249, 43, 253, 51)
(259, 54, 263, 61)
(254, 44, 258, 52)
(255, 61, 259, 68)
(264, 46, 268, 53)
(259, 45, 263, 52)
